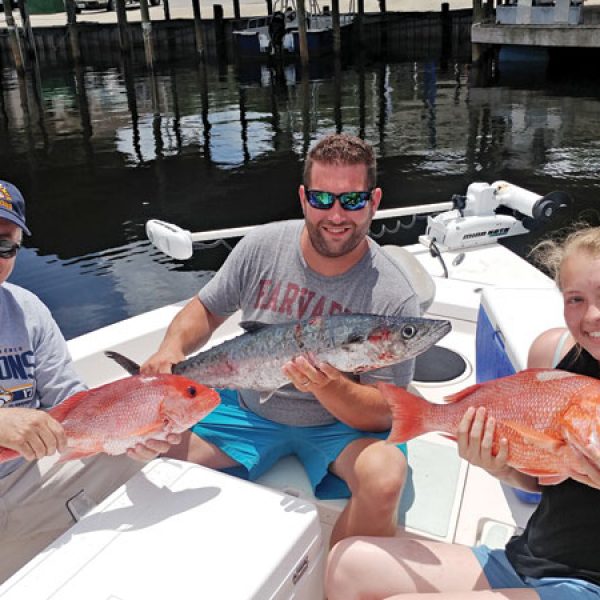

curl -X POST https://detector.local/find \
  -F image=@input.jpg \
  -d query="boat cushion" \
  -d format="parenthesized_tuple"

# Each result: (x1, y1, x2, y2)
(382, 245, 436, 314)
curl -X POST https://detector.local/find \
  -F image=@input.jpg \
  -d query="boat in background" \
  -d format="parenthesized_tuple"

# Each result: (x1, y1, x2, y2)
(0, 181, 572, 599)
(233, 0, 354, 58)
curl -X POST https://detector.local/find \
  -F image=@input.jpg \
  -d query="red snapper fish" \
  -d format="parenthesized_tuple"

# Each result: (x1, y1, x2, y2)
(379, 368, 600, 484)
(0, 374, 220, 463)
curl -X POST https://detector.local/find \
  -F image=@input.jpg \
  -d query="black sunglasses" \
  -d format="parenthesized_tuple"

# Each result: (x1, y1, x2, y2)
(306, 189, 372, 211)
(0, 240, 21, 259)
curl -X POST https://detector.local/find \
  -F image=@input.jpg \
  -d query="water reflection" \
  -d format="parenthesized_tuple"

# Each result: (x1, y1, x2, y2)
(1, 52, 599, 339)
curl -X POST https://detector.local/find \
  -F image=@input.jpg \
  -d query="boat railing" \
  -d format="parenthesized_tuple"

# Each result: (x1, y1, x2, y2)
(181, 202, 453, 244)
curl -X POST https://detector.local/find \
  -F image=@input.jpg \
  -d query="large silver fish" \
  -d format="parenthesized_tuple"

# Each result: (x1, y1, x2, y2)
(107, 314, 451, 401)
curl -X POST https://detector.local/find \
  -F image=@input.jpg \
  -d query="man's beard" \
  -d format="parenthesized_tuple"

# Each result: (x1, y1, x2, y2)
(305, 217, 372, 258)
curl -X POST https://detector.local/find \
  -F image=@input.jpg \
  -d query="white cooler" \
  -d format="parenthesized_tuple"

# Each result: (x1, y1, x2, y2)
(0, 459, 324, 600)
(475, 286, 566, 507)
(476, 286, 565, 380)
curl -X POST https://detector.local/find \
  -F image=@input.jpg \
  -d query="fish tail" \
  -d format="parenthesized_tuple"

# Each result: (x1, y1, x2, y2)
(104, 351, 141, 375)
(378, 383, 430, 443)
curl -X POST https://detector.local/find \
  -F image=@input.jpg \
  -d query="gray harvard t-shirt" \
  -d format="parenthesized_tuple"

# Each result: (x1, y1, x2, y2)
(198, 220, 420, 426)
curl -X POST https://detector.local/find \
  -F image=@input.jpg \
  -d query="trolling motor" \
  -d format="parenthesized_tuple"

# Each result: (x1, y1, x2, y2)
(421, 181, 571, 251)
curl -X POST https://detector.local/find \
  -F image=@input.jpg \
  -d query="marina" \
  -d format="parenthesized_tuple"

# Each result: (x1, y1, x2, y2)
(0, 1, 600, 596)
(2, 49, 599, 339)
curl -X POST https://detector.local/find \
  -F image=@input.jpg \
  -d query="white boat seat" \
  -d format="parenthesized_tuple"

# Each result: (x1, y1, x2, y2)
(382, 245, 466, 383)
(382, 245, 436, 314)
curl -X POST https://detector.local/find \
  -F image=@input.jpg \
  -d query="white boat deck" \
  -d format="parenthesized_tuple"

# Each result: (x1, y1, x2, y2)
(0, 459, 325, 600)
(1, 236, 568, 599)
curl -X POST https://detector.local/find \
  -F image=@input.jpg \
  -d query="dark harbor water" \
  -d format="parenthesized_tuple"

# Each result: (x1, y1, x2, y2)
(2, 49, 600, 340)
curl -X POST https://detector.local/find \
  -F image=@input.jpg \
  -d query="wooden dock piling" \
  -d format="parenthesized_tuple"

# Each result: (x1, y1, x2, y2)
(3, 0, 25, 73)
(139, 0, 155, 70)
(17, 0, 37, 64)
(65, 0, 82, 64)
(357, 0, 365, 45)
(232, 0, 241, 20)
(191, 0, 206, 59)
(213, 4, 227, 59)
(332, 0, 341, 57)
(296, 0, 309, 66)
(115, 0, 131, 55)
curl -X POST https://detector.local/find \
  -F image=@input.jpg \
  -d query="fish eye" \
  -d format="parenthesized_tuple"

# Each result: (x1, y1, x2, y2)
(188, 386, 197, 397)
(401, 325, 417, 340)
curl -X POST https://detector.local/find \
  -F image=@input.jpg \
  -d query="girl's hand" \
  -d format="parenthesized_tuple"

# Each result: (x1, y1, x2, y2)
(457, 406, 511, 478)
(567, 446, 600, 490)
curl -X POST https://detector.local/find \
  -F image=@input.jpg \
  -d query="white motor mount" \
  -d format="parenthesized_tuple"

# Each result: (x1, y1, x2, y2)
(422, 181, 569, 251)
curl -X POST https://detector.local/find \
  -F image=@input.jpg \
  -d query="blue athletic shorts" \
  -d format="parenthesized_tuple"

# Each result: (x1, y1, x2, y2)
(473, 545, 600, 600)
(190, 389, 408, 500)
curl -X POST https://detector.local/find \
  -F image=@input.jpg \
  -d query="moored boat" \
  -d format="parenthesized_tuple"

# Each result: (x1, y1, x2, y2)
(233, 0, 354, 58)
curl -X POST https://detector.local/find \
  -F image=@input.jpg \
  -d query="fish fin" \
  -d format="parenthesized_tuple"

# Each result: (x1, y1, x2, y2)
(341, 333, 367, 350)
(240, 321, 270, 334)
(48, 390, 89, 423)
(538, 474, 568, 486)
(57, 448, 98, 463)
(0, 447, 21, 463)
(561, 400, 600, 463)
(516, 467, 566, 485)
(443, 383, 483, 404)
(104, 351, 141, 375)
(377, 383, 432, 443)
(259, 390, 277, 404)
(562, 426, 600, 466)
(502, 421, 563, 452)
(518, 466, 556, 477)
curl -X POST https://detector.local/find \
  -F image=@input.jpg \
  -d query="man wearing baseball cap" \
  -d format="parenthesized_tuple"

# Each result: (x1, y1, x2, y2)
(0, 180, 31, 235)
(0, 180, 180, 582)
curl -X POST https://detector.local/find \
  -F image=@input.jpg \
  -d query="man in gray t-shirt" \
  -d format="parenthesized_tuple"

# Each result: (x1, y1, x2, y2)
(144, 134, 420, 546)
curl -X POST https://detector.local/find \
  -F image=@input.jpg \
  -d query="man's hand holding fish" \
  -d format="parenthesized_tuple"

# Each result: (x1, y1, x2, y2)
(282, 355, 394, 432)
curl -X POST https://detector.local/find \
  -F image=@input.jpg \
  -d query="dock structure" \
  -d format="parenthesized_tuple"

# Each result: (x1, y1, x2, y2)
(472, 0, 600, 62)
(0, 2, 472, 68)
